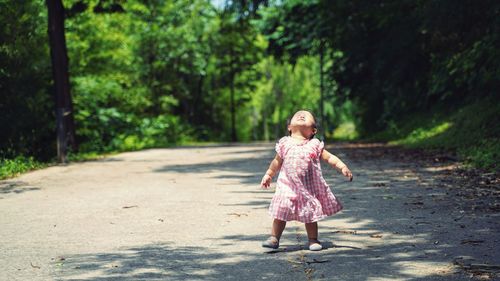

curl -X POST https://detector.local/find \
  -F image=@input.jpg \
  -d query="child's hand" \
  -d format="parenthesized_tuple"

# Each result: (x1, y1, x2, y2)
(261, 174, 272, 189)
(341, 166, 353, 181)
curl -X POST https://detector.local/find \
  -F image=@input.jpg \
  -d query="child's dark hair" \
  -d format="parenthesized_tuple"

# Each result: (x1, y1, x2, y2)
(287, 110, 318, 140)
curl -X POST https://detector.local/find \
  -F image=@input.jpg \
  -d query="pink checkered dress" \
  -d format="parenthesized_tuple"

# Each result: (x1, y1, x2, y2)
(268, 136, 343, 223)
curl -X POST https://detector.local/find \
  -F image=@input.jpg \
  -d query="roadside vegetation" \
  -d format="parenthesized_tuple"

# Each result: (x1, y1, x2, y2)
(1, 0, 498, 179)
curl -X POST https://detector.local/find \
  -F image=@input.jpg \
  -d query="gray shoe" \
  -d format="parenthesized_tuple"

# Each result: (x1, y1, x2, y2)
(262, 236, 279, 249)
(309, 240, 322, 251)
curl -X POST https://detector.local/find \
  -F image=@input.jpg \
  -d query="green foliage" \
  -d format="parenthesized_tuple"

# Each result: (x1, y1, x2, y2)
(372, 98, 499, 171)
(391, 122, 453, 146)
(210, 6, 266, 141)
(459, 140, 499, 171)
(0, 157, 46, 180)
(249, 56, 321, 140)
(259, 0, 500, 136)
(0, 1, 54, 160)
(1, 0, 497, 175)
(65, 1, 206, 152)
(332, 122, 359, 141)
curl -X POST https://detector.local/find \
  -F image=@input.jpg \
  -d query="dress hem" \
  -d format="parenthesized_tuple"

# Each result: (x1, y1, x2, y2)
(268, 208, 343, 223)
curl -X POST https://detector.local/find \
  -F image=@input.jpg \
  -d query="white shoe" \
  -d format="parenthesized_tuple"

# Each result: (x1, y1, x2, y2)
(309, 240, 322, 251)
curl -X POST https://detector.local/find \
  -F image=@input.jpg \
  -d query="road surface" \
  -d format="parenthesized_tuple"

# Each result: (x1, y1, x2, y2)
(1, 142, 498, 280)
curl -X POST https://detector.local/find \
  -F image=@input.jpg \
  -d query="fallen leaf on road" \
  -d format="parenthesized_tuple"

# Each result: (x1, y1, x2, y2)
(460, 240, 484, 245)
(122, 205, 138, 209)
(333, 230, 357, 235)
(405, 201, 424, 205)
(227, 213, 248, 217)
(468, 264, 500, 270)
(287, 258, 302, 265)
(307, 259, 330, 264)
(455, 258, 500, 277)
(370, 234, 383, 238)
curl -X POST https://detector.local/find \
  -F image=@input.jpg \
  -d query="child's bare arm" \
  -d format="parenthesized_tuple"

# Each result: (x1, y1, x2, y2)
(321, 149, 353, 181)
(261, 154, 283, 188)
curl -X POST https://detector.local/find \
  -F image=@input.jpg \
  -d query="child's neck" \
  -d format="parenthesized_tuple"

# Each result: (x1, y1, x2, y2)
(290, 133, 309, 141)
(289, 126, 314, 141)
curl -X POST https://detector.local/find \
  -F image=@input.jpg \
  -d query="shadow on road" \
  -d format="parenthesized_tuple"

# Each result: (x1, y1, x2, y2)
(0, 181, 40, 197)
(153, 146, 273, 186)
(54, 143, 498, 280)
(53, 243, 301, 281)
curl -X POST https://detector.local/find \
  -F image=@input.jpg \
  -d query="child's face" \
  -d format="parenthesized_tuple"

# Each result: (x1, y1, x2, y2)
(288, 110, 317, 137)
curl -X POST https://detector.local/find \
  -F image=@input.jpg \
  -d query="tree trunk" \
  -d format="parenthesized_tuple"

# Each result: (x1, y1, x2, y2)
(229, 48, 237, 142)
(46, 0, 76, 163)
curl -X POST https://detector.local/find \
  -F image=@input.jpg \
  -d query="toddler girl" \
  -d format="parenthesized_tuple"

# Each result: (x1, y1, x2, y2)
(260, 110, 353, 251)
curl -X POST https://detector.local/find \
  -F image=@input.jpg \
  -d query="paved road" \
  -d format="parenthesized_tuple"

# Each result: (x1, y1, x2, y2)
(1, 143, 498, 280)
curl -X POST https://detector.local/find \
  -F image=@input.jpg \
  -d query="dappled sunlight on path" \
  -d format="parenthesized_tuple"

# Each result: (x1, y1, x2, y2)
(0, 143, 498, 280)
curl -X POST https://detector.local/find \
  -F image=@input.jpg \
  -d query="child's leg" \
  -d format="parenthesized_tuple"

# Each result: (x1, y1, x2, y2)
(263, 219, 286, 248)
(271, 219, 286, 240)
(305, 222, 322, 251)
(305, 222, 318, 241)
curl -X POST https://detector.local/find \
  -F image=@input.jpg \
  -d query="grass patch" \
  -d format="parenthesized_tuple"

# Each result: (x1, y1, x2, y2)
(390, 121, 453, 146)
(0, 156, 47, 180)
(67, 151, 118, 162)
(371, 98, 499, 171)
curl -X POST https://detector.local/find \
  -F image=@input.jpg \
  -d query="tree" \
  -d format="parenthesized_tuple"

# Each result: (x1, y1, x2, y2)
(258, 0, 499, 136)
(46, 0, 77, 163)
(214, 5, 264, 141)
(257, 1, 334, 137)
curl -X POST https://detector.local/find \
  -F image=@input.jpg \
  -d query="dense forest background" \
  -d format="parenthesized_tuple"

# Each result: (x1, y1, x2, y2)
(1, 0, 498, 175)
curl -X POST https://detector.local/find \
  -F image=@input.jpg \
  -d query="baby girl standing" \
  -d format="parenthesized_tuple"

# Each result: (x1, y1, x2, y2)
(261, 110, 353, 251)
